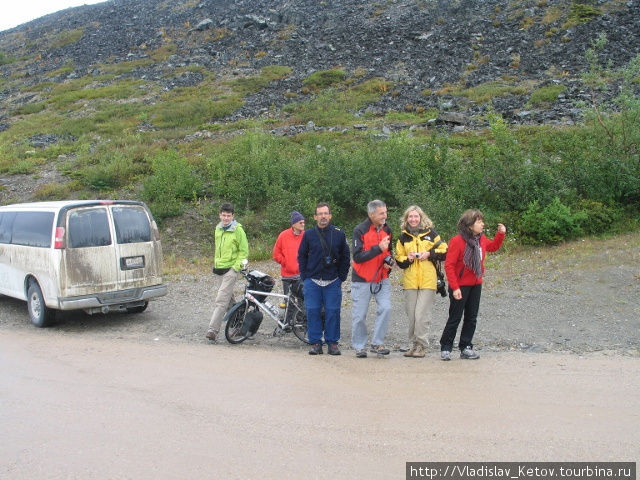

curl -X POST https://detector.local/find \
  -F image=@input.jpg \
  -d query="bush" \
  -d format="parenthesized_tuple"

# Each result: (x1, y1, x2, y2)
(518, 198, 586, 245)
(142, 150, 203, 221)
(574, 199, 622, 234)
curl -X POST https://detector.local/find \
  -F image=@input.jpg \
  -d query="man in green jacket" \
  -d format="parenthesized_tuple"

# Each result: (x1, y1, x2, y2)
(206, 203, 249, 341)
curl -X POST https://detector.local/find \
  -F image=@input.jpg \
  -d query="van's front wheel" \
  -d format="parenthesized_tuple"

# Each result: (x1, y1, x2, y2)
(27, 282, 54, 328)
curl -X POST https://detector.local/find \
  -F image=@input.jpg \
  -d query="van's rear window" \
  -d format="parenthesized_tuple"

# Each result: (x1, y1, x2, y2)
(112, 206, 151, 244)
(11, 211, 55, 248)
(69, 208, 111, 248)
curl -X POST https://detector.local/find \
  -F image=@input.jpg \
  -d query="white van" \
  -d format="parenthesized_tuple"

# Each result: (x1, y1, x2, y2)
(0, 200, 167, 327)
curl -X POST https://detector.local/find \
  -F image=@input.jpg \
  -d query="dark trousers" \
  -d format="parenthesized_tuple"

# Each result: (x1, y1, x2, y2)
(282, 277, 300, 325)
(439, 284, 482, 351)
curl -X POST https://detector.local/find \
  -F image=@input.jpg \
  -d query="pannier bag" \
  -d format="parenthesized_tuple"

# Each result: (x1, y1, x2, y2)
(241, 310, 263, 336)
(289, 279, 304, 299)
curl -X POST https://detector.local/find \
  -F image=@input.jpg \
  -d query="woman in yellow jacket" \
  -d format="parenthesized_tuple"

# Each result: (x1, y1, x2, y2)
(394, 205, 447, 357)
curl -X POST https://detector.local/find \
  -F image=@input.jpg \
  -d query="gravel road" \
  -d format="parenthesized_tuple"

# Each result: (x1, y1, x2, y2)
(1, 234, 638, 357)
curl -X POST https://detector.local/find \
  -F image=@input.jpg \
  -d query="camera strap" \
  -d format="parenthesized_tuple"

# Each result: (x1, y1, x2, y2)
(315, 226, 333, 259)
(429, 240, 446, 282)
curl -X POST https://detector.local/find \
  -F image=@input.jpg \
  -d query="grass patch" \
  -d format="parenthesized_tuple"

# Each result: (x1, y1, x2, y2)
(227, 65, 292, 95)
(33, 182, 76, 200)
(303, 69, 348, 89)
(151, 86, 244, 128)
(51, 28, 84, 49)
(527, 84, 567, 106)
(0, 51, 17, 65)
(48, 78, 147, 108)
(440, 80, 533, 103)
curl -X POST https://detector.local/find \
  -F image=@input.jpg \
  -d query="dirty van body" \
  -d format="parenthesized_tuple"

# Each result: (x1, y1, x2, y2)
(0, 200, 167, 327)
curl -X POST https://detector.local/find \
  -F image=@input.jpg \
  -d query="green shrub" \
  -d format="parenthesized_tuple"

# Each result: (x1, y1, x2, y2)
(565, 2, 601, 27)
(518, 198, 586, 245)
(574, 199, 622, 234)
(142, 150, 203, 221)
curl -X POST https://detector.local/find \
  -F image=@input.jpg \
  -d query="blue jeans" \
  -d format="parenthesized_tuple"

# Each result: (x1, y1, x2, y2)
(351, 279, 391, 350)
(303, 278, 342, 344)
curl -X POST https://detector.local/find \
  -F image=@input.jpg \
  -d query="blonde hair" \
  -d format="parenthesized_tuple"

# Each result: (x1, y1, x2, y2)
(400, 205, 433, 231)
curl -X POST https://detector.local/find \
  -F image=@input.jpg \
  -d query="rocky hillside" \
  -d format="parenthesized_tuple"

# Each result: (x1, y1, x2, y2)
(1, 0, 639, 130)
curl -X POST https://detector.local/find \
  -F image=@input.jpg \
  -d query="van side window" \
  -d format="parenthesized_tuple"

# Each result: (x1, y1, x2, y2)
(11, 212, 55, 247)
(0, 212, 16, 244)
(68, 208, 111, 248)
(113, 207, 151, 244)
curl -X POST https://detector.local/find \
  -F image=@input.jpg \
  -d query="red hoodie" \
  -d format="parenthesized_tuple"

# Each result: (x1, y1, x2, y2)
(444, 232, 505, 290)
(272, 227, 305, 278)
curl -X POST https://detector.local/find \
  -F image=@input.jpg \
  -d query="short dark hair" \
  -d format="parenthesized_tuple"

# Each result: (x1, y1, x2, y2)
(315, 202, 331, 214)
(458, 209, 483, 232)
(220, 202, 235, 214)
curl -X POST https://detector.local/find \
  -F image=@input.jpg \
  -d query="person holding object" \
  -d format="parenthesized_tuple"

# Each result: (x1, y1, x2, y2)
(206, 203, 249, 342)
(297, 202, 351, 356)
(394, 205, 448, 358)
(351, 199, 394, 358)
(439, 209, 506, 360)
(272, 211, 306, 321)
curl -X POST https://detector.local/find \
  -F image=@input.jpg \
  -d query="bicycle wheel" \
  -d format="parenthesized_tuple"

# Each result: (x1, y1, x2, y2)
(224, 302, 248, 344)
(291, 301, 310, 344)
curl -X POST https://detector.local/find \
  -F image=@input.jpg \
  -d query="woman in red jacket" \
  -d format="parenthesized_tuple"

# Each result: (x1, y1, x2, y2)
(439, 209, 506, 361)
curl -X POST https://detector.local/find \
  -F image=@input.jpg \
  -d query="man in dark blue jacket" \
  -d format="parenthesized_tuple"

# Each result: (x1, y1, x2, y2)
(298, 202, 350, 355)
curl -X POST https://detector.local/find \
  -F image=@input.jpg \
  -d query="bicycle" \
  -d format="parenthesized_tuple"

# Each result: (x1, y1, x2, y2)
(223, 266, 309, 345)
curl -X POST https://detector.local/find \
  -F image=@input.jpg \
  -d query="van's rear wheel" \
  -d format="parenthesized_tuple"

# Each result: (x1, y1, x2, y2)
(126, 302, 148, 314)
(27, 282, 54, 328)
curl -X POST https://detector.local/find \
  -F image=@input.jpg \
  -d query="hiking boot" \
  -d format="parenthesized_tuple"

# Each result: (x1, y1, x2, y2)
(327, 343, 341, 356)
(440, 350, 451, 361)
(412, 343, 426, 358)
(403, 343, 417, 357)
(370, 345, 390, 355)
(309, 343, 323, 355)
(460, 347, 480, 359)
(355, 349, 368, 358)
(205, 329, 217, 341)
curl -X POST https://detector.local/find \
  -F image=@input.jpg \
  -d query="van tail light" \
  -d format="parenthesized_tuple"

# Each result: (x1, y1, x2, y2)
(54, 227, 66, 249)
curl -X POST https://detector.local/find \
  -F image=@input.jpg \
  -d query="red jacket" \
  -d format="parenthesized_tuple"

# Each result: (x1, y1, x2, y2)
(444, 232, 505, 290)
(351, 218, 392, 283)
(272, 228, 304, 278)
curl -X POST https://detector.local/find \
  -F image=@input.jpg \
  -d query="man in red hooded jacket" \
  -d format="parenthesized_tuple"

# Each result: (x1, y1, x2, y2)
(272, 210, 305, 301)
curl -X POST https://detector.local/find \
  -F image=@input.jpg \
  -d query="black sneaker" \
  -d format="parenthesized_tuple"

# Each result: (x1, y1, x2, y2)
(355, 349, 367, 358)
(327, 343, 341, 355)
(309, 343, 323, 355)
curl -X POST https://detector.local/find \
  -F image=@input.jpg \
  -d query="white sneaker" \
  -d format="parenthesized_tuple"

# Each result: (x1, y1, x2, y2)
(440, 350, 451, 361)
(460, 347, 480, 359)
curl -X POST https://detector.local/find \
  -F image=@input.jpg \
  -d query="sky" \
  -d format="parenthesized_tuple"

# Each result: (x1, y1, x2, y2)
(1, 0, 107, 33)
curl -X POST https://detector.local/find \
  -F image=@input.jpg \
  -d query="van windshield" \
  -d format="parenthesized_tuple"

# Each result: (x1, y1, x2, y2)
(69, 208, 111, 248)
(112, 206, 151, 244)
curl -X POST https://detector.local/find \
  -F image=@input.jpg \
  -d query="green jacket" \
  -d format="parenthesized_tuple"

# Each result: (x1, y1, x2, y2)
(214, 220, 249, 271)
